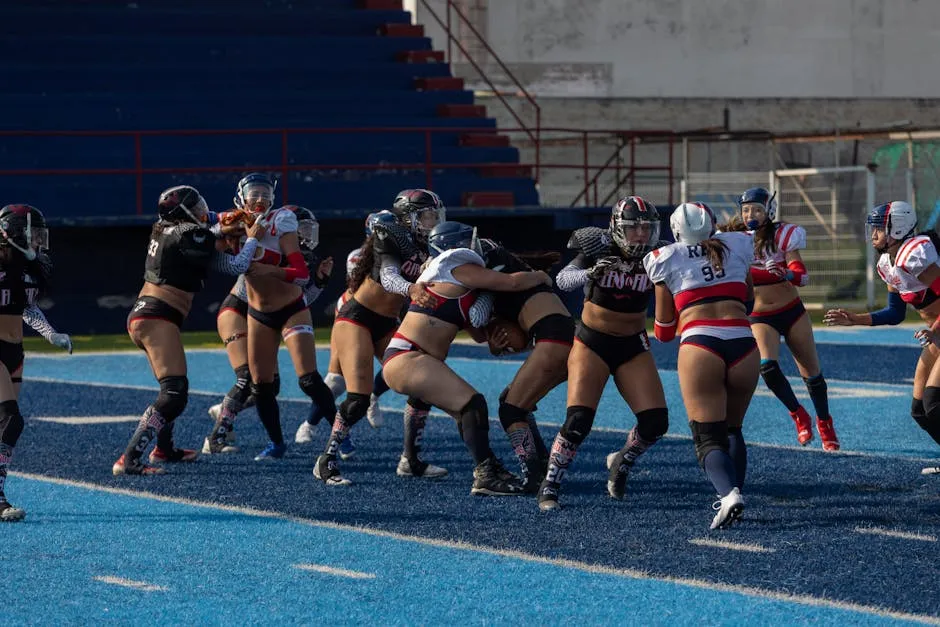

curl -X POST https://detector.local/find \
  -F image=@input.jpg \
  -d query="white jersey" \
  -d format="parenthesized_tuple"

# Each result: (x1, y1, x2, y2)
(644, 231, 754, 311)
(346, 246, 363, 276)
(749, 222, 806, 284)
(877, 235, 940, 303)
(418, 248, 485, 287)
(252, 208, 298, 266)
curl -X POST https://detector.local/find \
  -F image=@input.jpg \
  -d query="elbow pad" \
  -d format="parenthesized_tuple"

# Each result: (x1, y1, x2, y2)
(787, 260, 808, 286)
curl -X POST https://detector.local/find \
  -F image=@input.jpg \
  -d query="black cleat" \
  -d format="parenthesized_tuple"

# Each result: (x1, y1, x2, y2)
(606, 451, 631, 500)
(537, 480, 561, 511)
(471, 457, 524, 496)
(314, 454, 352, 487)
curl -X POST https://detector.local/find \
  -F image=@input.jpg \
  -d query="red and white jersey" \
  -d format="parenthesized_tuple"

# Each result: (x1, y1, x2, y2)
(346, 246, 363, 276)
(877, 235, 939, 297)
(644, 231, 754, 311)
(252, 208, 298, 266)
(750, 222, 806, 269)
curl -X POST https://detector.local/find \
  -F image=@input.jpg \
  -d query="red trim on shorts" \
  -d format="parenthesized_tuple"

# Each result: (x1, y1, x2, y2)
(680, 341, 723, 360)
(749, 297, 802, 318)
(535, 338, 573, 346)
(127, 315, 177, 329)
(681, 318, 751, 331)
(728, 343, 759, 369)
(217, 306, 246, 319)
(335, 316, 369, 331)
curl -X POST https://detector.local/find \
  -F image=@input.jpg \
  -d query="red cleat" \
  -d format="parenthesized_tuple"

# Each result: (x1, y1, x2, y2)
(112, 454, 166, 476)
(149, 447, 198, 464)
(816, 417, 840, 451)
(790, 407, 813, 446)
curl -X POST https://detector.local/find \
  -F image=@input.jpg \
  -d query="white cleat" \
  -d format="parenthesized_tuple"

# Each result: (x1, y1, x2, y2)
(208, 403, 222, 421)
(710, 488, 744, 530)
(0, 502, 26, 522)
(366, 394, 384, 428)
(294, 420, 317, 444)
(201, 437, 239, 455)
(396, 455, 448, 478)
(921, 465, 940, 475)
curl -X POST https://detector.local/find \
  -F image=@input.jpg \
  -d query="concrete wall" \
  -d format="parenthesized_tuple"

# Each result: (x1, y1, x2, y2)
(419, 0, 940, 98)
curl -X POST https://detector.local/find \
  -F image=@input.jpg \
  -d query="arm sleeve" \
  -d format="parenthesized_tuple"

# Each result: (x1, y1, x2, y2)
(212, 238, 258, 275)
(303, 283, 324, 304)
(379, 259, 414, 296)
(555, 253, 591, 292)
(468, 291, 494, 328)
(23, 304, 58, 341)
(869, 291, 907, 326)
(233, 274, 248, 301)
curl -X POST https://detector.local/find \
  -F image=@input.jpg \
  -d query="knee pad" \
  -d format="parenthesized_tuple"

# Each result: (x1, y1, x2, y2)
(250, 380, 278, 403)
(407, 397, 432, 412)
(530, 313, 575, 345)
(340, 392, 370, 424)
(300, 371, 337, 417)
(459, 393, 489, 431)
(635, 407, 669, 441)
(560, 405, 595, 445)
(690, 420, 730, 467)
(0, 400, 24, 447)
(498, 400, 529, 431)
(154, 375, 188, 420)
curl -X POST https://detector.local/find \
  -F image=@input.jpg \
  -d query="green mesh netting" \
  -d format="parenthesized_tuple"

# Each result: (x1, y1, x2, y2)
(872, 142, 940, 226)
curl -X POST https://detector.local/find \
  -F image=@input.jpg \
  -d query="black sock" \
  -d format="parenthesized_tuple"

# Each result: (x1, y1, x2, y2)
(727, 427, 747, 490)
(804, 373, 830, 419)
(703, 449, 737, 497)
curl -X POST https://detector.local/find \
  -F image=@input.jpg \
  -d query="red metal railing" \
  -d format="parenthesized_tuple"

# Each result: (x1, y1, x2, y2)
(417, 0, 541, 182)
(0, 126, 677, 214)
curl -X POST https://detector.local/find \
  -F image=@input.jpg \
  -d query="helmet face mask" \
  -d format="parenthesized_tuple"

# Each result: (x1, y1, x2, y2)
(0, 204, 45, 260)
(283, 205, 319, 250)
(158, 185, 209, 225)
(235, 173, 277, 214)
(392, 189, 446, 242)
(610, 196, 660, 257)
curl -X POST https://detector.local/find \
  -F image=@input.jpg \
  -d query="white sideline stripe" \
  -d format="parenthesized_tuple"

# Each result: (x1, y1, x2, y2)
(854, 526, 937, 543)
(25, 376, 939, 465)
(293, 563, 376, 579)
(688, 538, 776, 554)
(92, 575, 168, 592)
(34, 415, 140, 425)
(13, 471, 939, 626)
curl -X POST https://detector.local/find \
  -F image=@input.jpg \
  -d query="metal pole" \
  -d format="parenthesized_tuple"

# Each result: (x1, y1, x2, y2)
(907, 139, 916, 210)
(866, 168, 876, 309)
(680, 138, 689, 203)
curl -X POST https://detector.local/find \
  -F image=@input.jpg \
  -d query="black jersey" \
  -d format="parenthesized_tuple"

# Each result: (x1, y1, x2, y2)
(0, 256, 36, 316)
(567, 227, 652, 314)
(144, 221, 217, 293)
(371, 222, 428, 284)
(478, 238, 552, 321)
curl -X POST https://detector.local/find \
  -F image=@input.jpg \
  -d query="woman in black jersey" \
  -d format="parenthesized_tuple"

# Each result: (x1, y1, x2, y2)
(380, 221, 553, 495)
(315, 189, 441, 485)
(0, 203, 59, 521)
(114, 185, 263, 476)
(537, 196, 668, 511)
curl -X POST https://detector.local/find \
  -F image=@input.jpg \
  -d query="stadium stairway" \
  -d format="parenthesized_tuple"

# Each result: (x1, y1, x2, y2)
(0, 0, 538, 218)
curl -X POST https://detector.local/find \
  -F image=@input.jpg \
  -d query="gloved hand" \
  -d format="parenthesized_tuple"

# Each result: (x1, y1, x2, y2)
(50, 333, 73, 354)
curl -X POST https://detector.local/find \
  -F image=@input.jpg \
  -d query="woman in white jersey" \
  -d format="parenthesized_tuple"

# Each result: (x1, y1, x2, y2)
(377, 221, 552, 495)
(824, 201, 940, 474)
(643, 202, 759, 530)
(728, 187, 839, 451)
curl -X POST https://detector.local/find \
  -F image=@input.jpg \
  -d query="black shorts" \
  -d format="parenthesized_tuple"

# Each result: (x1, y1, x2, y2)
(127, 296, 185, 330)
(0, 339, 24, 375)
(492, 285, 554, 327)
(218, 293, 248, 319)
(748, 298, 806, 336)
(575, 322, 650, 373)
(336, 296, 399, 345)
(248, 296, 308, 331)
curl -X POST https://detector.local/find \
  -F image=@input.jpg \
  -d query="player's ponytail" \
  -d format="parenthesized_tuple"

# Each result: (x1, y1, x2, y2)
(700, 238, 729, 275)
(347, 234, 376, 293)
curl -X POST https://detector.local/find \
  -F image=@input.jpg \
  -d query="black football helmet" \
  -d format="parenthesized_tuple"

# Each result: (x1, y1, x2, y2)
(391, 188, 445, 242)
(0, 204, 47, 260)
(610, 196, 660, 257)
(158, 185, 209, 224)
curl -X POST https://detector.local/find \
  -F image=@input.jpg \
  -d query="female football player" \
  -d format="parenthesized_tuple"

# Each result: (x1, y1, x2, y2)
(115, 185, 263, 476)
(537, 196, 667, 511)
(644, 202, 759, 530)
(824, 201, 940, 474)
(377, 221, 552, 494)
(731, 188, 839, 450)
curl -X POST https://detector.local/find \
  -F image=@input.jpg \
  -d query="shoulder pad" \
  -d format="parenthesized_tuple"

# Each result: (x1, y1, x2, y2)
(479, 238, 500, 255)
(374, 222, 419, 258)
(774, 222, 806, 252)
(568, 227, 612, 257)
(438, 248, 485, 268)
(272, 208, 298, 234)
